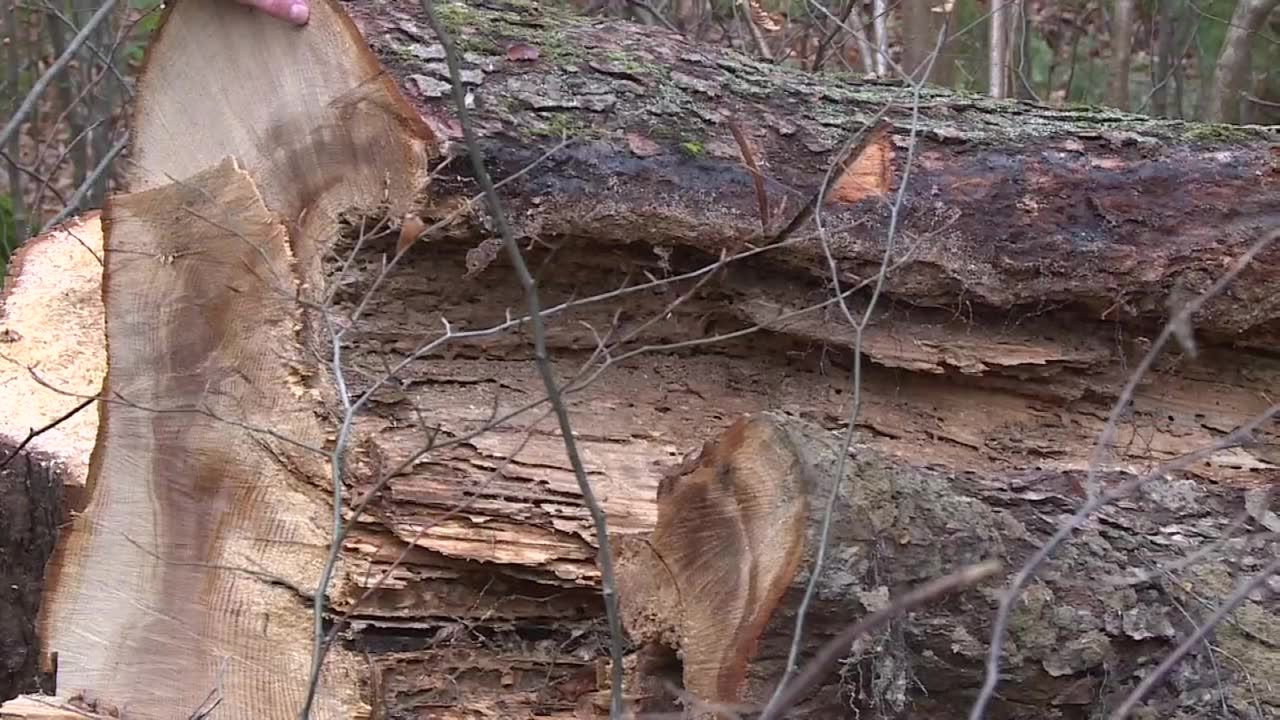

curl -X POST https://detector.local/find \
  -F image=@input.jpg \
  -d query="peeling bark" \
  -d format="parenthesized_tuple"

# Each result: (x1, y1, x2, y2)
(1, 1, 1278, 719)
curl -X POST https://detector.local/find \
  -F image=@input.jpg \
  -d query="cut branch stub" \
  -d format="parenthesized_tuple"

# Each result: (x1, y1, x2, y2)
(617, 414, 814, 712)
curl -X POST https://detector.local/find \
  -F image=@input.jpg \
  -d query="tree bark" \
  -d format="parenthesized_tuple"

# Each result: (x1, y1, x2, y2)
(1, 0, 1279, 718)
(615, 411, 1280, 719)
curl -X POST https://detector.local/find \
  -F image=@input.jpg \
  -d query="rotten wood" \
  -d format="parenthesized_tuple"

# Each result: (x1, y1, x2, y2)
(0, 0, 1277, 718)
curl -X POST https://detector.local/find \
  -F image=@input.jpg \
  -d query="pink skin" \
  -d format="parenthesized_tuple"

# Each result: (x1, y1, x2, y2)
(234, 0, 310, 25)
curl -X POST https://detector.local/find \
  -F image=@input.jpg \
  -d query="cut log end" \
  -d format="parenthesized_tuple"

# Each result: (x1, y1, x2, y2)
(0, 213, 104, 500)
(0, 214, 102, 706)
(630, 415, 812, 704)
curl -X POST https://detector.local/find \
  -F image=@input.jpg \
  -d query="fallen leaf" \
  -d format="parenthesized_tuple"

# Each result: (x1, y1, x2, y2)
(506, 43, 540, 62)
(626, 132, 662, 158)
(397, 214, 426, 257)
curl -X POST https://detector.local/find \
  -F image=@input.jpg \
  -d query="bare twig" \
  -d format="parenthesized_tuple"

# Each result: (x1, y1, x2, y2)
(41, 135, 129, 233)
(0, 396, 96, 470)
(0, 0, 119, 153)
(420, 2, 628, 717)
(728, 120, 770, 232)
(809, 0, 857, 72)
(763, 17, 949, 717)
(760, 560, 1003, 720)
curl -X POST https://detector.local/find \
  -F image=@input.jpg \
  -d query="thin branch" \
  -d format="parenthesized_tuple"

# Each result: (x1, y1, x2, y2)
(41, 135, 129, 234)
(0, 0, 119, 153)
(759, 560, 1003, 720)
(421, 2, 628, 717)
(0, 396, 96, 470)
(763, 17, 949, 717)
(968, 226, 1280, 718)
(1108, 554, 1280, 719)
(728, 120, 770, 232)
(968, 395, 1280, 718)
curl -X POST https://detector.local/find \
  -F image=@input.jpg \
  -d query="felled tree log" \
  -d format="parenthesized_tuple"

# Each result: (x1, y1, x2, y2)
(615, 412, 1280, 719)
(1, 0, 1278, 718)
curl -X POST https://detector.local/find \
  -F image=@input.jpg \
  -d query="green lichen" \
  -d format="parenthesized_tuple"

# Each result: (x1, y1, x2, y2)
(528, 111, 596, 140)
(678, 141, 705, 158)
(433, 1, 485, 35)
(389, 44, 418, 63)
(1182, 123, 1256, 144)
(458, 35, 500, 55)
(531, 30, 585, 62)
(435, 0, 579, 60)
(452, 0, 1278, 150)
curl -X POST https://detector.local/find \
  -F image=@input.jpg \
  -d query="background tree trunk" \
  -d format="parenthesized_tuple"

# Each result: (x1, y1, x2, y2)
(1200, 0, 1280, 122)
(900, 0, 939, 83)
(988, 0, 1010, 97)
(1151, 0, 1179, 117)
(1, 0, 1279, 718)
(1109, 0, 1136, 110)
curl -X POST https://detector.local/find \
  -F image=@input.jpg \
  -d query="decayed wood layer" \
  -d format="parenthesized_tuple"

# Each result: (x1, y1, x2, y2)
(322, 222, 1278, 718)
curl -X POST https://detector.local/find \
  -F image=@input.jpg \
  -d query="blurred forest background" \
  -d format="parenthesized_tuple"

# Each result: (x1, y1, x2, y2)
(1, 0, 1278, 283)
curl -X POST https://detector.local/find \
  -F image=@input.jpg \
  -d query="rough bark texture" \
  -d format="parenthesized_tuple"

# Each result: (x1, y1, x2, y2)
(615, 412, 1280, 719)
(1, 1, 1279, 719)
(0, 443, 62, 703)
